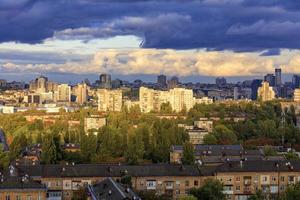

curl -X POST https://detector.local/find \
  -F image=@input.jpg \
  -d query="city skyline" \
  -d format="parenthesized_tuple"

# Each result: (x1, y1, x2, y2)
(1, 0, 300, 81)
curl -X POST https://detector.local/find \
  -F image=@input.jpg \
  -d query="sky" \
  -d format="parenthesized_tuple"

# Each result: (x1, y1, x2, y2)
(1, 0, 300, 83)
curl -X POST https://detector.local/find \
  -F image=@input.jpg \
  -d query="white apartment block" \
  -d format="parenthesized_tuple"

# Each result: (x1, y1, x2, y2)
(139, 87, 198, 113)
(294, 89, 300, 102)
(257, 81, 276, 102)
(98, 89, 122, 112)
(55, 84, 71, 102)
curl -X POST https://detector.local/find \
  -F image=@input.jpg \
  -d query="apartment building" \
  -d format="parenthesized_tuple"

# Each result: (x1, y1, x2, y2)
(139, 87, 195, 113)
(215, 160, 300, 200)
(97, 89, 122, 112)
(5, 161, 300, 200)
(257, 81, 276, 101)
(84, 115, 106, 134)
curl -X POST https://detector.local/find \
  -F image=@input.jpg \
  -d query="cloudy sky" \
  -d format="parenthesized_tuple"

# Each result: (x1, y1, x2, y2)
(1, 0, 300, 83)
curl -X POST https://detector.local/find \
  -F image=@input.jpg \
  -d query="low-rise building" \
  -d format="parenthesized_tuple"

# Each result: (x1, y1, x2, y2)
(84, 116, 106, 134)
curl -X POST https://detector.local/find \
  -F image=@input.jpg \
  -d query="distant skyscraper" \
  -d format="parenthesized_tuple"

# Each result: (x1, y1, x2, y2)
(99, 74, 112, 89)
(233, 87, 239, 100)
(275, 68, 282, 86)
(257, 81, 276, 101)
(168, 76, 179, 89)
(216, 77, 227, 87)
(157, 75, 167, 87)
(264, 74, 276, 87)
(292, 75, 300, 88)
(251, 79, 263, 100)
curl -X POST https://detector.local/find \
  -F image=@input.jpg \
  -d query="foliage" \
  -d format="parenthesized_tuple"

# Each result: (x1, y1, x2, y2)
(189, 179, 225, 200)
(248, 190, 266, 200)
(280, 182, 300, 200)
(203, 134, 217, 145)
(182, 142, 195, 165)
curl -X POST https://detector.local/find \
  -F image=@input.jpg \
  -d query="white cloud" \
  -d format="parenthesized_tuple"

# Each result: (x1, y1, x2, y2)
(2, 49, 289, 77)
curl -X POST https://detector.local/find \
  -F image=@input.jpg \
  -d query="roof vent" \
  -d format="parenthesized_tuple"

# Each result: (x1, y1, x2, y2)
(108, 190, 112, 195)
(125, 187, 130, 193)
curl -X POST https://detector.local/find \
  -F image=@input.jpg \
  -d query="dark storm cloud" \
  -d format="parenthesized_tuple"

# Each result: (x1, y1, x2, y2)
(1, 0, 300, 52)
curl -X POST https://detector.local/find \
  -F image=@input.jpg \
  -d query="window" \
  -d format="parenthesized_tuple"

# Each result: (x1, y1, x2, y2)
(254, 176, 259, 182)
(176, 181, 180, 186)
(16, 195, 21, 200)
(175, 190, 180, 195)
(281, 176, 285, 182)
(194, 180, 199, 186)
(27, 195, 32, 200)
(271, 176, 276, 181)
(236, 177, 240, 182)
(5, 195, 10, 200)
(146, 180, 156, 190)
(185, 180, 189, 187)
(236, 186, 240, 192)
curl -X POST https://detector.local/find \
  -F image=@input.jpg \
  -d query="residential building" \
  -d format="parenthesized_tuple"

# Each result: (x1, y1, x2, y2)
(55, 84, 71, 102)
(187, 128, 209, 145)
(98, 89, 122, 112)
(194, 97, 213, 105)
(0, 166, 47, 200)
(194, 119, 213, 133)
(257, 81, 276, 101)
(169, 88, 194, 112)
(139, 87, 195, 113)
(75, 83, 88, 104)
(170, 145, 266, 165)
(88, 177, 140, 200)
(294, 89, 300, 102)
(84, 115, 106, 133)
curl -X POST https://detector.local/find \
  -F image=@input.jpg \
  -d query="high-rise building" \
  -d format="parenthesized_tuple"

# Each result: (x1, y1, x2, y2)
(294, 89, 300, 102)
(55, 84, 71, 102)
(157, 75, 167, 88)
(0, 79, 7, 88)
(216, 77, 227, 87)
(98, 89, 122, 112)
(292, 75, 300, 88)
(251, 79, 263, 100)
(257, 81, 276, 101)
(264, 74, 276, 87)
(76, 83, 89, 104)
(233, 87, 239, 100)
(99, 74, 112, 89)
(275, 68, 282, 86)
(139, 87, 195, 113)
(169, 88, 194, 112)
(29, 76, 58, 93)
(167, 76, 179, 89)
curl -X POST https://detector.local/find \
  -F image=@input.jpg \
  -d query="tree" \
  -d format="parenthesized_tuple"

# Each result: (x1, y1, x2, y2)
(203, 134, 217, 145)
(190, 179, 225, 200)
(213, 125, 237, 144)
(125, 134, 144, 165)
(179, 196, 197, 200)
(280, 182, 300, 200)
(9, 134, 27, 161)
(248, 190, 265, 200)
(0, 145, 9, 170)
(285, 152, 300, 161)
(263, 145, 277, 156)
(182, 142, 195, 165)
(160, 102, 173, 114)
(72, 186, 88, 200)
(41, 133, 62, 164)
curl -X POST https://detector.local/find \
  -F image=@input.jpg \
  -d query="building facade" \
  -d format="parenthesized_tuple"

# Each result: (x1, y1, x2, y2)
(257, 81, 276, 101)
(97, 89, 122, 112)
